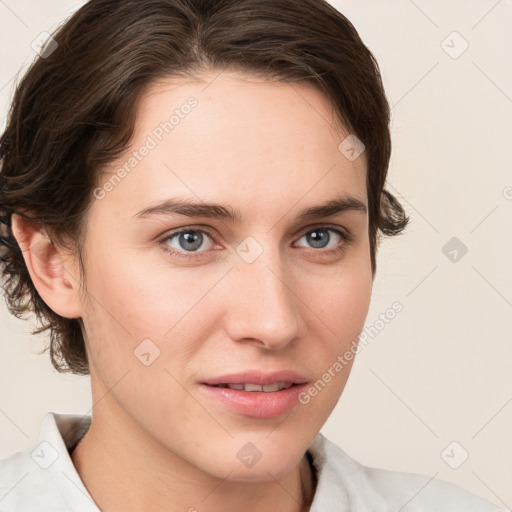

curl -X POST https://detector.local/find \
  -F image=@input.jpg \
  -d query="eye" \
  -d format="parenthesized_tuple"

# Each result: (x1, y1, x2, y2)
(160, 228, 216, 259)
(294, 226, 350, 254)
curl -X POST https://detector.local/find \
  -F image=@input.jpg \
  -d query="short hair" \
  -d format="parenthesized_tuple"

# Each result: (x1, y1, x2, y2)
(0, 0, 409, 375)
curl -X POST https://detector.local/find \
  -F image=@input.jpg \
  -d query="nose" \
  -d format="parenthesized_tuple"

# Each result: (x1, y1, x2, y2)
(223, 244, 303, 351)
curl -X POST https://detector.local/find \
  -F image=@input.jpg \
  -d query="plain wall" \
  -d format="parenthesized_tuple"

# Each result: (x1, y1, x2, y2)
(0, 0, 511, 508)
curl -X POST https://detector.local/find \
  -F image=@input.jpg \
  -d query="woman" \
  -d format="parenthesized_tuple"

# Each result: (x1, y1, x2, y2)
(0, 0, 503, 510)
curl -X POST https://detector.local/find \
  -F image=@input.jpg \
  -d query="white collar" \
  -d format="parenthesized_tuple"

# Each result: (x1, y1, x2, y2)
(0, 411, 501, 511)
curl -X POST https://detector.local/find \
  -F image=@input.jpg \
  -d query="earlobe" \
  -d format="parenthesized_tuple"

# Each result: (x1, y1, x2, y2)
(10, 213, 83, 319)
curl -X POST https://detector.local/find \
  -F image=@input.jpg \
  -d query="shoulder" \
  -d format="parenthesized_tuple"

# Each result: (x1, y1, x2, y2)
(307, 433, 505, 512)
(0, 411, 95, 512)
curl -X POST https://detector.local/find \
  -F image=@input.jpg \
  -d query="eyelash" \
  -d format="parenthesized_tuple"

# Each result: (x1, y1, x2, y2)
(158, 225, 354, 261)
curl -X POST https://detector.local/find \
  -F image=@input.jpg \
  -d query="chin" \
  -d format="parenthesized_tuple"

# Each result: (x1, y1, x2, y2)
(217, 458, 299, 483)
(196, 436, 306, 483)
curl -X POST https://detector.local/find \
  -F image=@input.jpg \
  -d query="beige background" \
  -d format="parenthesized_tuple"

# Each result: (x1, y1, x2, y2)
(1, 0, 511, 508)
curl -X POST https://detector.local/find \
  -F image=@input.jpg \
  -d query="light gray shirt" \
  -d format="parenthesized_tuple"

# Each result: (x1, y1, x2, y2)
(0, 412, 504, 511)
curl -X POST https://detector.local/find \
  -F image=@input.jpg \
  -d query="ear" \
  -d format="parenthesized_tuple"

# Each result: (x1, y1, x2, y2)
(10, 213, 83, 319)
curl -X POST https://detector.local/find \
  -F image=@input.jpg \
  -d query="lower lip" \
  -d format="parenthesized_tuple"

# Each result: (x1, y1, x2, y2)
(198, 383, 308, 419)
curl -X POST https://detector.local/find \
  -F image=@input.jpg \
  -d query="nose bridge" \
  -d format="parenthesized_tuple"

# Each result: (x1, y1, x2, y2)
(225, 238, 301, 348)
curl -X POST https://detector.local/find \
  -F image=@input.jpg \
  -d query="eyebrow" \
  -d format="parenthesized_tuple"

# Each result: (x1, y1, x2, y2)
(134, 195, 367, 222)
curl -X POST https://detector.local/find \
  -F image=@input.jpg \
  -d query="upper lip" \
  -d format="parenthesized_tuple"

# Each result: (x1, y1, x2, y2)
(202, 370, 308, 386)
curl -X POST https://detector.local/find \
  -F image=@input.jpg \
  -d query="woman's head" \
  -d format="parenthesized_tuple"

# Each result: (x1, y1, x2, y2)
(0, 0, 408, 376)
(0, 0, 408, 484)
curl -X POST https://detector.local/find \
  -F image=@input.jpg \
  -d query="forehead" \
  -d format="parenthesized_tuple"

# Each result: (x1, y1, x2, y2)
(97, 71, 367, 218)
(136, 71, 354, 156)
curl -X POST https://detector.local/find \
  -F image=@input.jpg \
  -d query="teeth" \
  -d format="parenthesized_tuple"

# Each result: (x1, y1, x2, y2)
(226, 383, 244, 390)
(244, 383, 263, 392)
(262, 383, 280, 392)
(215, 382, 294, 392)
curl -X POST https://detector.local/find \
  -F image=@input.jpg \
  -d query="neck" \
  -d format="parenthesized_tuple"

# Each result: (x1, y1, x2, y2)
(71, 403, 316, 512)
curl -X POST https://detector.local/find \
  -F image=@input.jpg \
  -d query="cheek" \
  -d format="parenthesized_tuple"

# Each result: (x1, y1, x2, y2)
(312, 251, 373, 340)
(80, 249, 223, 388)
(293, 254, 372, 404)
(83, 246, 201, 335)
(80, 255, 202, 424)
(324, 273, 372, 334)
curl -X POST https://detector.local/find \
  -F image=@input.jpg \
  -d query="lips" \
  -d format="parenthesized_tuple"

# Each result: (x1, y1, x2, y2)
(199, 370, 309, 418)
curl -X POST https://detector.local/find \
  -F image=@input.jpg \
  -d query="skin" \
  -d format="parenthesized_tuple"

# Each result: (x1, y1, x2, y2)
(12, 71, 373, 512)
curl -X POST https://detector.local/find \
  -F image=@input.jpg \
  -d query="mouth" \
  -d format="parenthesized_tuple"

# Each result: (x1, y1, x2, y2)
(199, 371, 309, 418)
(208, 382, 295, 392)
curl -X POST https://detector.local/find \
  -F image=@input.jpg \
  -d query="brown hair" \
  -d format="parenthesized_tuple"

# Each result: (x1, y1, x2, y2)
(0, 0, 409, 375)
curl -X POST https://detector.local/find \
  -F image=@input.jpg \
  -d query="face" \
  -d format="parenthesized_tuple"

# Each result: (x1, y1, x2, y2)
(77, 71, 372, 481)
